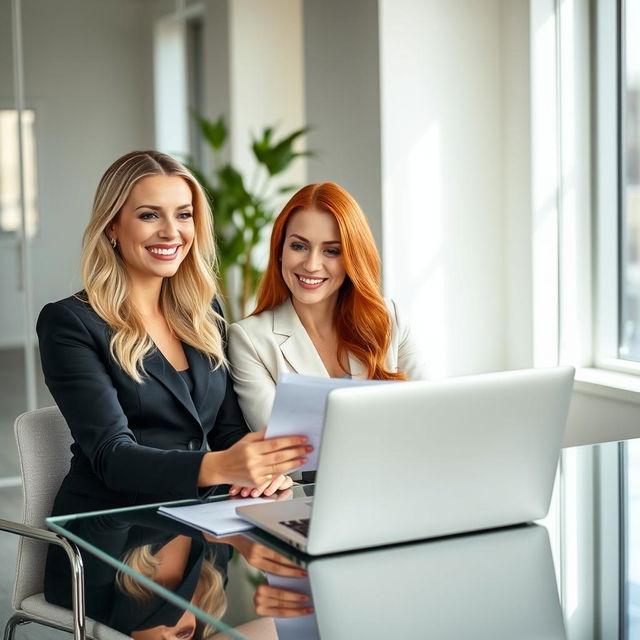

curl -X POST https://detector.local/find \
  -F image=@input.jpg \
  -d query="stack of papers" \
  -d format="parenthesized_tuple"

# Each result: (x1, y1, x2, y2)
(158, 497, 269, 535)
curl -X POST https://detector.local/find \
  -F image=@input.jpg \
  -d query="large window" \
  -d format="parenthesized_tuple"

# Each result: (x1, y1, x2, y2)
(589, 1, 640, 637)
(620, 0, 640, 362)
(618, 2, 640, 639)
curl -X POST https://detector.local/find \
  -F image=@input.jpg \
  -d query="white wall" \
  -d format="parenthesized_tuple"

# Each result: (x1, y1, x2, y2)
(379, 0, 512, 378)
(503, 0, 534, 370)
(228, 0, 306, 252)
(0, 0, 155, 347)
(303, 0, 383, 250)
(202, 0, 231, 170)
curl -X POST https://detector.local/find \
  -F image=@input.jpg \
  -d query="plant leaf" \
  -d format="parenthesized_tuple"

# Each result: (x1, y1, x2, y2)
(277, 184, 299, 194)
(252, 126, 311, 176)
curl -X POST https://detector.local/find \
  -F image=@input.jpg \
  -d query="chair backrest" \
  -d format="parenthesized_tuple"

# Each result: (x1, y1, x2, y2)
(12, 405, 73, 607)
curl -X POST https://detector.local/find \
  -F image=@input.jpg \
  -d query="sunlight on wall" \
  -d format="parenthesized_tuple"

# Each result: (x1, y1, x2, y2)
(531, 4, 559, 368)
(558, 0, 592, 368)
(409, 124, 446, 378)
(385, 122, 446, 378)
(380, 0, 505, 379)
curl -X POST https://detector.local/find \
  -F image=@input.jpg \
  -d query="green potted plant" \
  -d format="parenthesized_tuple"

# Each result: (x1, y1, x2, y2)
(187, 113, 312, 322)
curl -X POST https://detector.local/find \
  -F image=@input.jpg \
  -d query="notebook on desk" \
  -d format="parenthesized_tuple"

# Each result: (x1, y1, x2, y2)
(236, 366, 575, 555)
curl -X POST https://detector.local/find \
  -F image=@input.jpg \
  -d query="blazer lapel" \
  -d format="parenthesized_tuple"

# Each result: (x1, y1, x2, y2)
(144, 348, 202, 427)
(273, 299, 329, 378)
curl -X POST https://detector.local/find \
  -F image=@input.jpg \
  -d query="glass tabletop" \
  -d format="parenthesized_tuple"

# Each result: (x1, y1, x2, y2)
(46, 438, 637, 639)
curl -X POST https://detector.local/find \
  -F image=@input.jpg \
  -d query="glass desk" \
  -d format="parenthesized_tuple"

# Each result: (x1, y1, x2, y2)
(46, 439, 632, 640)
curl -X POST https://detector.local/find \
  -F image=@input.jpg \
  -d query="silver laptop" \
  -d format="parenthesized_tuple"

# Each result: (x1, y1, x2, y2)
(236, 366, 574, 555)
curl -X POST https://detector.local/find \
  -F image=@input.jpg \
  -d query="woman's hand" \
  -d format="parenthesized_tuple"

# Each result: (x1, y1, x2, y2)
(207, 534, 308, 578)
(199, 431, 311, 488)
(254, 584, 314, 618)
(229, 473, 294, 498)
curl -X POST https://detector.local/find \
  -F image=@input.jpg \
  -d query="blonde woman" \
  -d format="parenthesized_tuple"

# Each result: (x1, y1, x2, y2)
(38, 151, 311, 605)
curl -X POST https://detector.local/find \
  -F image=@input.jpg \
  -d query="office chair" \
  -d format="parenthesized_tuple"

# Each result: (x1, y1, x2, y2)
(0, 406, 129, 640)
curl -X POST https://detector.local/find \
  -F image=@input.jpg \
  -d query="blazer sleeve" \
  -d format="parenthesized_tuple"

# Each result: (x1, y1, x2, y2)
(390, 300, 428, 381)
(227, 322, 275, 431)
(37, 302, 208, 499)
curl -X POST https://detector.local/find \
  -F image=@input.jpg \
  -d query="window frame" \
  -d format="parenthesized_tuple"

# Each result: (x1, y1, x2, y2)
(594, 0, 640, 375)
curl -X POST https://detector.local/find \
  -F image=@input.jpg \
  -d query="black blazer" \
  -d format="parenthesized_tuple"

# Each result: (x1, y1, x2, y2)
(37, 294, 249, 515)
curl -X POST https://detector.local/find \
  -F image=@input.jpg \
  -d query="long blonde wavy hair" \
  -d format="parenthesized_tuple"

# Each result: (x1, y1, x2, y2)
(81, 150, 225, 381)
(117, 544, 227, 638)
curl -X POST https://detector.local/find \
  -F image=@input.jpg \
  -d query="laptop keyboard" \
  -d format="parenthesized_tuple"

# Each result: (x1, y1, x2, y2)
(279, 518, 310, 537)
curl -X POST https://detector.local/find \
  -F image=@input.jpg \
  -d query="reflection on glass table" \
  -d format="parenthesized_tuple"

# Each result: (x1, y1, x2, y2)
(47, 484, 566, 639)
(48, 506, 235, 639)
(242, 522, 564, 640)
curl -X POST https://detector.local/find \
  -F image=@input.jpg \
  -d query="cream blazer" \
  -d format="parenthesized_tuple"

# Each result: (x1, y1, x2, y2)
(227, 297, 426, 431)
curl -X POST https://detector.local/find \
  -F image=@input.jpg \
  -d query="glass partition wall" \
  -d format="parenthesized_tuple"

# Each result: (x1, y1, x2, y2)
(0, 0, 33, 487)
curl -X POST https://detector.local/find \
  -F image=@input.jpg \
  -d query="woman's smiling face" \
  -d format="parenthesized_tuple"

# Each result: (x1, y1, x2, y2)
(108, 175, 195, 282)
(280, 207, 346, 309)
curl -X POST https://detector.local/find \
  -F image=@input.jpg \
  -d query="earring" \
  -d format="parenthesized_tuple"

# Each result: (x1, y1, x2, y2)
(110, 237, 117, 249)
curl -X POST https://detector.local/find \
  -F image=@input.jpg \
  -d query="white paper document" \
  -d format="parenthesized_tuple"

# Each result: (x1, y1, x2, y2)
(158, 497, 270, 536)
(266, 373, 395, 472)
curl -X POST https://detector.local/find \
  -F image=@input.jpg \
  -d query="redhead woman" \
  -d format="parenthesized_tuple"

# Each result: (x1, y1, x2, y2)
(228, 183, 425, 454)
(38, 151, 311, 605)
(37, 150, 310, 511)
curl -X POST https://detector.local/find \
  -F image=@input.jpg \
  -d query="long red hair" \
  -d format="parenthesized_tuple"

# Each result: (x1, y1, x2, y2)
(253, 183, 406, 380)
